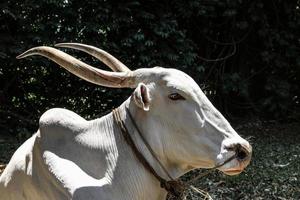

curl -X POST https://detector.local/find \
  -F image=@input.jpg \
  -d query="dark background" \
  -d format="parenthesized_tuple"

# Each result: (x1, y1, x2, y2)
(0, 0, 299, 137)
(0, 1, 300, 199)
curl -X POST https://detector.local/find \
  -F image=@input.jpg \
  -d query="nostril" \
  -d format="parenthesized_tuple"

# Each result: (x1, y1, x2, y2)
(236, 149, 248, 160)
(225, 143, 251, 161)
(235, 144, 249, 161)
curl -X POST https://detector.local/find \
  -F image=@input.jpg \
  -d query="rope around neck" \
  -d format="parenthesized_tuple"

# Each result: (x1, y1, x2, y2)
(113, 107, 236, 199)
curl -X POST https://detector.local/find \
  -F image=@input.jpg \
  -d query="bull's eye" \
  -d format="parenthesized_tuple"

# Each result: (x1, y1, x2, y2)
(168, 93, 185, 100)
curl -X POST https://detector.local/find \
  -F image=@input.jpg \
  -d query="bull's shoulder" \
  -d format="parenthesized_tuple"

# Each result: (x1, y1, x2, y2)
(39, 108, 86, 127)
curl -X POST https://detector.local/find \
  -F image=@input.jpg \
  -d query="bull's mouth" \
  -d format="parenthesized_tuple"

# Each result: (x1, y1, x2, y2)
(218, 159, 246, 176)
(217, 149, 252, 176)
(222, 168, 243, 175)
(215, 156, 243, 176)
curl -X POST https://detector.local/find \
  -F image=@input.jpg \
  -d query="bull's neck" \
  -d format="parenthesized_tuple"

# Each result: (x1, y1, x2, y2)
(107, 99, 189, 199)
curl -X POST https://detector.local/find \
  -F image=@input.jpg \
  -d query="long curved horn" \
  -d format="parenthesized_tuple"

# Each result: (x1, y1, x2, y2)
(55, 43, 130, 72)
(16, 46, 135, 88)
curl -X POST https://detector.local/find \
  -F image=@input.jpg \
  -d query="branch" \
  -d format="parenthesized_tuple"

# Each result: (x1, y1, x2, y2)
(198, 39, 237, 62)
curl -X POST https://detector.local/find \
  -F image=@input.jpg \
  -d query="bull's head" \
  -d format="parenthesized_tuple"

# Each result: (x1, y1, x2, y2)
(17, 43, 252, 176)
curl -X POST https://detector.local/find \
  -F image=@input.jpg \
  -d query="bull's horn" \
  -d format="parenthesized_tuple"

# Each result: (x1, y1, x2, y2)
(55, 43, 130, 72)
(16, 46, 135, 88)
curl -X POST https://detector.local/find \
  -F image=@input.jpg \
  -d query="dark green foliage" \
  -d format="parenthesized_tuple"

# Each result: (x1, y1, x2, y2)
(0, 0, 299, 137)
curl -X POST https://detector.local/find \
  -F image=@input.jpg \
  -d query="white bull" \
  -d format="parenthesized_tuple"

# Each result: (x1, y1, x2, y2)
(0, 43, 252, 200)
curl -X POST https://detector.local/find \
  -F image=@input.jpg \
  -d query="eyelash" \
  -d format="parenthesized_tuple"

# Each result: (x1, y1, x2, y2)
(168, 93, 186, 100)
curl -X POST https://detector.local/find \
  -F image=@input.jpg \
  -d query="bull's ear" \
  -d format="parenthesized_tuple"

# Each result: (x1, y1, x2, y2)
(132, 83, 151, 111)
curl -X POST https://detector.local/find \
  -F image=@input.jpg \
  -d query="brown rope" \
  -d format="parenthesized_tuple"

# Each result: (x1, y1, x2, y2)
(113, 108, 185, 198)
(125, 108, 174, 181)
(113, 109, 164, 182)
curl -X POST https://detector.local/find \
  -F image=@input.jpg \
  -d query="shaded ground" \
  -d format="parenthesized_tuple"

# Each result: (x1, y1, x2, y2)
(1, 121, 299, 199)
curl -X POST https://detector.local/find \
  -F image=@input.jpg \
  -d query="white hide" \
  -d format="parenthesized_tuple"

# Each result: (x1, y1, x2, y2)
(0, 68, 251, 200)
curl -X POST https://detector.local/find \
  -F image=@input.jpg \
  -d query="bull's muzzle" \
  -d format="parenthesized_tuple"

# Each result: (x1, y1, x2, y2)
(221, 142, 252, 175)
